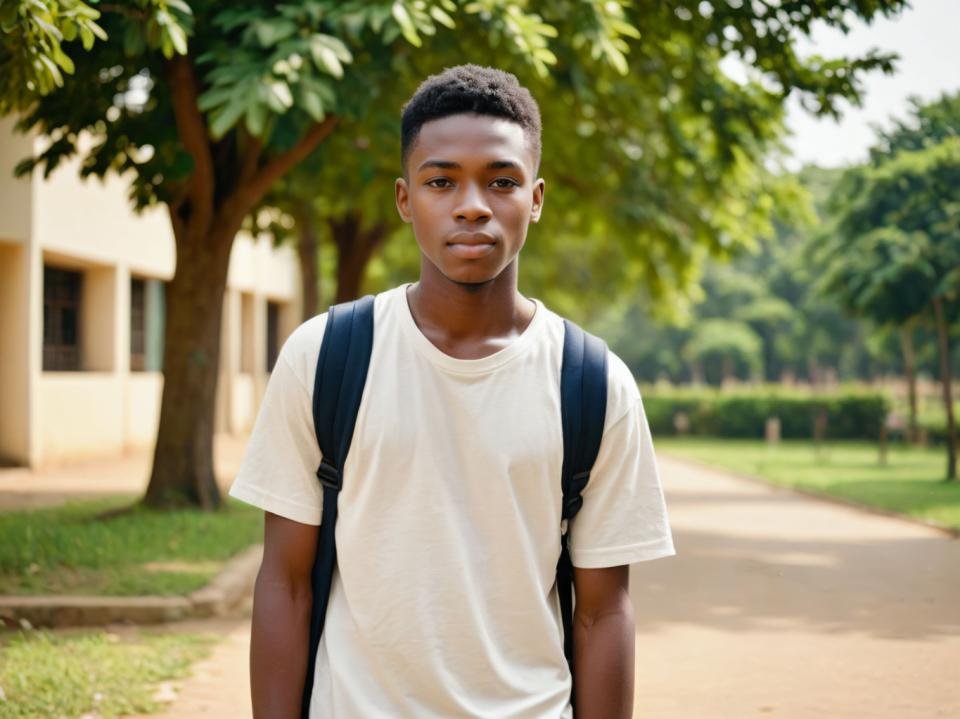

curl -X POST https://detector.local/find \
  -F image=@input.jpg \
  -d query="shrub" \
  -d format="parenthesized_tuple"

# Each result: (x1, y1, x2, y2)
(641, 385, 889, 440)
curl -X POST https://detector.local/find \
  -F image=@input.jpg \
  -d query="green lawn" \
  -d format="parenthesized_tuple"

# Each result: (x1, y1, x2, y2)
(0, 496, 263, 596)
(0, 626, 216, 717)
(656, 438, 960, 532)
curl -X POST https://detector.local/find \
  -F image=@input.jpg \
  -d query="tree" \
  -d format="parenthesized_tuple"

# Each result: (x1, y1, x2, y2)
(1, 0, 908, 508)
(819, 135, 960, 479)
(682, 318, 763, 385)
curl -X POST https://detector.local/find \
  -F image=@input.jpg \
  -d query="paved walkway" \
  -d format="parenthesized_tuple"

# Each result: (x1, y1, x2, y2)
(631, 454, 959, 718)
(0, 435, 247, 511)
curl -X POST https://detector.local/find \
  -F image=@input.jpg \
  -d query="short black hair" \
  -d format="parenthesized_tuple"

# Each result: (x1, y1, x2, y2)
(400, 64, 542, 175)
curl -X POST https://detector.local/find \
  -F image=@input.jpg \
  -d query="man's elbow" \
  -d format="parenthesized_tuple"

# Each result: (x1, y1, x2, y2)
(574, 590, 634, 632)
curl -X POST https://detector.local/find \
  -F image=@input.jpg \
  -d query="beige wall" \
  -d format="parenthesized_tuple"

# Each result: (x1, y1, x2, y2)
(38, 374, 125, 462)
(0, 125, 302, 468)
(0, 116, 34, 245)
(0, 242, 31, 464)
(124, 373, 164, 448)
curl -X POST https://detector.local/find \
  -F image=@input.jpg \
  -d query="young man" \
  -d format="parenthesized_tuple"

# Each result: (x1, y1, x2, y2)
(229, 64, 675, 718)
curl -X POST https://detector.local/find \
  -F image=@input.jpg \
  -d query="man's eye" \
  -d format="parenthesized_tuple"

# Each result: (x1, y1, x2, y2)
(492, 178, 519, 189)
(426, 178, 452, 188)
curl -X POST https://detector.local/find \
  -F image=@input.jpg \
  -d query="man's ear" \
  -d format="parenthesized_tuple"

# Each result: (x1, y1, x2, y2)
(395, 177, 412, 223)
(530, 178, 545, 224)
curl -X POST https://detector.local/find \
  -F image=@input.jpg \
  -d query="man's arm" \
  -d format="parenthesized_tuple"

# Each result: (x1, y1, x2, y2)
(250, 511, 319, 718)
(572, 564, 635, 719)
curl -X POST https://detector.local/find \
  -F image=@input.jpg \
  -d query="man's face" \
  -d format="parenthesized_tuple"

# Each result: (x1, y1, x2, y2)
(395, 113, 545, 286)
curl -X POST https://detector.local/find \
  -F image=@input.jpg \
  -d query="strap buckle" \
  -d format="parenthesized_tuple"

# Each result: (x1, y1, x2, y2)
(316, 457, 342, 491)
(562, 493, 583, 519)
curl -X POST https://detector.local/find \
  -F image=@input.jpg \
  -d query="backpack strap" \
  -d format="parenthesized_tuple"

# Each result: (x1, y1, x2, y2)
(301, 294, 375, 719)
(557, 317, 609, 710)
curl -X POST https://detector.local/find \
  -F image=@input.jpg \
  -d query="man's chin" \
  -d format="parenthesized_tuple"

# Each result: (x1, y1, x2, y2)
(443, 263, 513, 289)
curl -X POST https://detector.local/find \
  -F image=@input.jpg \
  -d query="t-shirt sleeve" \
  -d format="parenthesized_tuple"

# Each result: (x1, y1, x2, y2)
(227, 326, 324, 526)
(568, 354, 676, 568)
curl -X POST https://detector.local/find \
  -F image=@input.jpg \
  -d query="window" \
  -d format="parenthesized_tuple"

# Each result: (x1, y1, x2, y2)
(130, 277, 146, 370)
(43, 265, 82, 371)
(266, 301, 281, 372)
(131, 277, 166, 372)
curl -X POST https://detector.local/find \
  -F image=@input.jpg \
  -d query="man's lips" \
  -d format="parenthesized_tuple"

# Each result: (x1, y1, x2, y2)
(446, 232, 497, 259)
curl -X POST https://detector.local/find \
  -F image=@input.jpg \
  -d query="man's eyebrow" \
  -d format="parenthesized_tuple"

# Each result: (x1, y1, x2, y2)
(486, 160, 524, 171)
(417, 159, 460, 171)
(416, 159, 525, 172)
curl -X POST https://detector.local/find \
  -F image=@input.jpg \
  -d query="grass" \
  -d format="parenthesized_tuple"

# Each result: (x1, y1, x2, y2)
(0, 626, 217, 718)
(0, 496, 263, 596)
(656, 438, 960, 532)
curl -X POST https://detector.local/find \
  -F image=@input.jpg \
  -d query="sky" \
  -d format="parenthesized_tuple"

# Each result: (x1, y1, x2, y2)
(784, 0, 960, 169)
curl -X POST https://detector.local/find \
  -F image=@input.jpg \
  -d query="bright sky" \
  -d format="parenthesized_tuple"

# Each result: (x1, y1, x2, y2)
(784, 0, 960, 169)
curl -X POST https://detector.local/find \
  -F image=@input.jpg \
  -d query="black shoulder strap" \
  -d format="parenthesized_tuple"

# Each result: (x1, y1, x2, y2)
(557, 317, 609, 710)
(301, 294, 375, 719)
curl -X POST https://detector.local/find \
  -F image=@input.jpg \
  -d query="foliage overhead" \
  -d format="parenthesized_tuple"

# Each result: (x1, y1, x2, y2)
(3, 0, 905, 274)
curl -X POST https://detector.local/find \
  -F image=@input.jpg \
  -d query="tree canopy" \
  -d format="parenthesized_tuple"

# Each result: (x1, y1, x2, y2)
(0, 0, 910, 506)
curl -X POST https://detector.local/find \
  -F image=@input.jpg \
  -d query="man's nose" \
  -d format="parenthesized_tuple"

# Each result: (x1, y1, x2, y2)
(453, 182, 491, 222)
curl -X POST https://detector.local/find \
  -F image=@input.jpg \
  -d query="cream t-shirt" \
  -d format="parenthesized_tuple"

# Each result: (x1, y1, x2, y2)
(229, 282, 675, 718)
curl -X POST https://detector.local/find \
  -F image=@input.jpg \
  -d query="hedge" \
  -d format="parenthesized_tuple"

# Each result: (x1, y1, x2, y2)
(640, 386, 890, 440)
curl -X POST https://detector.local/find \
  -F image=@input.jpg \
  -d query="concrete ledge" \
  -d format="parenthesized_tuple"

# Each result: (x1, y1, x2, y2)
(0, 544, 263, 629)
(188, 544, 263, 618)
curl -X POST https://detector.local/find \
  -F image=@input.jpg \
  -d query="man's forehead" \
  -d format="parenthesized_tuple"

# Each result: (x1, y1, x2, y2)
(410, 113, 534, 166)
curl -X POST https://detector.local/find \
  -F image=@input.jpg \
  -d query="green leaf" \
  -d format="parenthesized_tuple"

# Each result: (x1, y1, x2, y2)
(314, 45, 343, 78)
(37, 53, 63, 88)
(79, 25, 94, 50)
(253, 18, 297, 47)
(266, 81, 293, 111)
(52, 47, 75, 75)
(321, 34, 353, 63)
(197, 85, 237, 112)
(429, 7, 456, 29)
(391, 2, 421, 47)
(245, 98, 268, 137)
(164, 23, 189, 56)
(208, 97, 247, 139)
(166, 0, 193, 16)
(301, 87, 325, 122)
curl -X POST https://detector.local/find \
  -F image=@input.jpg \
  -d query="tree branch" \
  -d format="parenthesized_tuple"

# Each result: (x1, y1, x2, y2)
(98, 4, 148, 20)
(238, 133, 263, 187)
(246, 115, 339, 206)
(162, 55, 215, 241)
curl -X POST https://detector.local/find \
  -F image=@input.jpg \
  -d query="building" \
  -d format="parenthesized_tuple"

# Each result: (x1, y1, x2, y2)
(0, 118, 301, 468)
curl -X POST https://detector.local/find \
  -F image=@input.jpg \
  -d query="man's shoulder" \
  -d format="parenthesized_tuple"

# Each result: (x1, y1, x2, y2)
(541, 307, 640, 432)
(278, 285, 404, 389)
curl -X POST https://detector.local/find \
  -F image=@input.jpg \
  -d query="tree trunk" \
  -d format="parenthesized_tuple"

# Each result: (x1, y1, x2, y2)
(330, 213, 388, 304)
(932, 296, 957, 481)
(899, 322, 918, 443)
(144, 226, 235, 509)
(294, 201, 321, 321)
(139, 56, 340, 509)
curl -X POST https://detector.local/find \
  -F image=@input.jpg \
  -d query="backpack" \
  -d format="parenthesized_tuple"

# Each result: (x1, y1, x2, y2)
(300, 293, 608, 719)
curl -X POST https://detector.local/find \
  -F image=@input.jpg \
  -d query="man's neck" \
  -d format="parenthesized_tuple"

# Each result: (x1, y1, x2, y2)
(405, 262, 537, 359)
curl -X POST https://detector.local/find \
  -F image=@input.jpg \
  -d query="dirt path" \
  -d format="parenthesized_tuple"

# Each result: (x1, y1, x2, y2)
(120, 452, 958, 718)
(0, 434, 247, 511)
(121, 611, 255, 719)
(631, 454, 959, 718)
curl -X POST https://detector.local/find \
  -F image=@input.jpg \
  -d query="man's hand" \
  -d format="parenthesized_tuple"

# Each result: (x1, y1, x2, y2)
(250, 511, 318, 718)
(572, 564, 634, 719)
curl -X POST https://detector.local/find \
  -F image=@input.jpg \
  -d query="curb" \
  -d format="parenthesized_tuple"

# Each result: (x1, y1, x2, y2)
(0, 544, 263, 629)
(660, 452, 960, 539)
